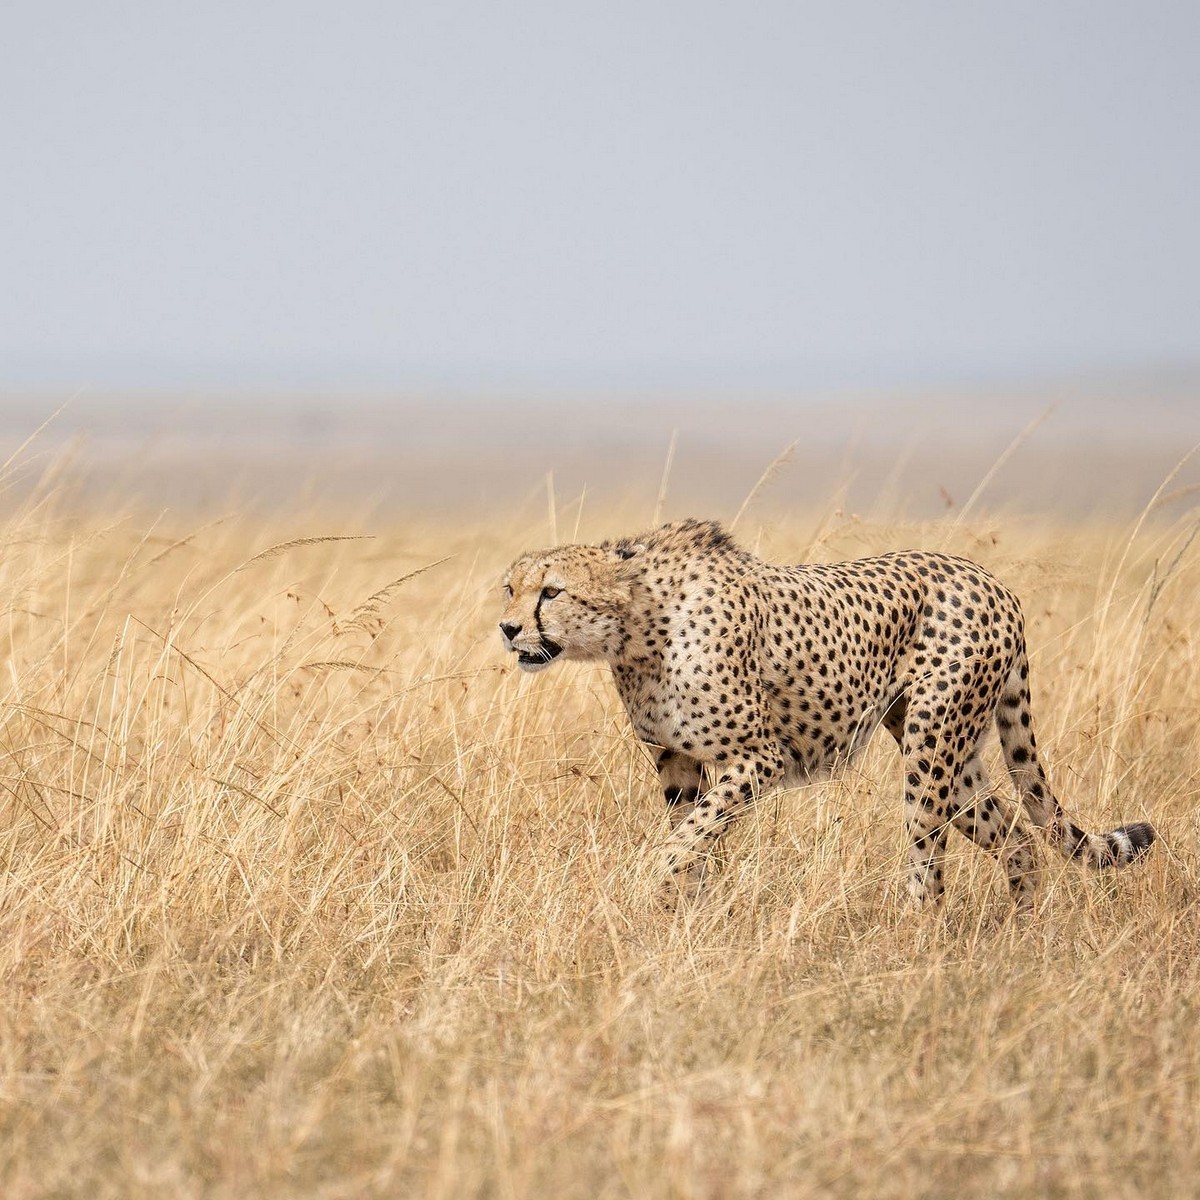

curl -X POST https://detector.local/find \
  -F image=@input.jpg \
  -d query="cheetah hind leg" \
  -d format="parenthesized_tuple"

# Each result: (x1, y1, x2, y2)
(889, 696, 954, 908)
(948, 750, 1039, 910)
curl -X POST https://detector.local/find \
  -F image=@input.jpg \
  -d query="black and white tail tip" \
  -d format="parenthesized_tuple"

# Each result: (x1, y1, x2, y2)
(1067, 820, 1156, 869)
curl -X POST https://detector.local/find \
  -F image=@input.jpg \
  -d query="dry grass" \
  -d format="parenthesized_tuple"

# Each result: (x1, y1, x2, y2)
(0, 465, 1198, 1199)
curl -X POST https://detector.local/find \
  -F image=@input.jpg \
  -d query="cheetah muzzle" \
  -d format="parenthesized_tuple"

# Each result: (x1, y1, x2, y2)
(517, 639, 563, 670)
(499, 518, 1156, 911)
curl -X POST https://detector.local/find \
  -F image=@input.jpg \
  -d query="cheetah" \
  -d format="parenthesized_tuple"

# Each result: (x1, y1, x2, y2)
(499, 519, 1155, 908)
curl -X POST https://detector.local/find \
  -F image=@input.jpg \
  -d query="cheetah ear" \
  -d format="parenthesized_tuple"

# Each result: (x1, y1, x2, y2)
(598, 540, 645, 599)
(601, 543, 644, 601)
(609, 544, 646, 591)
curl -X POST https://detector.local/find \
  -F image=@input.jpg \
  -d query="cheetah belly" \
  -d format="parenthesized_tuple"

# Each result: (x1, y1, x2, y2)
(765, 669, 898, 785)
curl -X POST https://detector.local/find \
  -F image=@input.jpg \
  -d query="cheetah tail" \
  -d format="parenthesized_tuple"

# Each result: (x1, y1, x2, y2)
(995, 660, 1155, 870)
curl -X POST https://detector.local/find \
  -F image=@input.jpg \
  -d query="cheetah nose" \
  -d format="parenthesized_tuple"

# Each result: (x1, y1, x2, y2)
(499, 621, 522, 641)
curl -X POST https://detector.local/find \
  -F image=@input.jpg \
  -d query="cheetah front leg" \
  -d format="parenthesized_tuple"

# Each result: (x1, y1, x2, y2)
(657, 749, 782, 906)
(654, 748, 704, 832)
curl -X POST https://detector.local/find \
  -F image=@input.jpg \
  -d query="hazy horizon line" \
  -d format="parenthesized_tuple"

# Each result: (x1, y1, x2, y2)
(4, 356, 1200, 404)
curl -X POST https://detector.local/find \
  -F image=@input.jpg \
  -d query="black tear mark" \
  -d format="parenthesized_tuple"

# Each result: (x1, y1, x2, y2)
(533, 590, 546, 639)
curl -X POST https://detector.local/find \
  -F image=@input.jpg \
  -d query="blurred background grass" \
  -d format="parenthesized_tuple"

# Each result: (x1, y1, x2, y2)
(3, 386, 1198, 519)
(0, 414, 1197, 1197)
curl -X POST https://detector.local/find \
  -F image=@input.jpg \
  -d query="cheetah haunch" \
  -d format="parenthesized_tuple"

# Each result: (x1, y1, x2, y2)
(499, 519, 1155, 908)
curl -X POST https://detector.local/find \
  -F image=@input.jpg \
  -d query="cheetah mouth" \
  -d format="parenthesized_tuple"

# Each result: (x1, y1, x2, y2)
(516, 640, 563, 670)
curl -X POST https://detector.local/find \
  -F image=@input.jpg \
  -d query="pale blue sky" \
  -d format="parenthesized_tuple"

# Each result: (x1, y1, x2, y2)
(2, 1, 1198, 392)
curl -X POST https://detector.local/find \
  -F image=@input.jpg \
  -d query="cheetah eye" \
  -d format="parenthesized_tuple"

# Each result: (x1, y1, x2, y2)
(503, 584, 513, 599)
(541, 586, 561, 600)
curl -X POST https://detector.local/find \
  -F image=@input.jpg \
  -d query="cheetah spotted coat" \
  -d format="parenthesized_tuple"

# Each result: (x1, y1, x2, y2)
(500, 519, 1155, 907)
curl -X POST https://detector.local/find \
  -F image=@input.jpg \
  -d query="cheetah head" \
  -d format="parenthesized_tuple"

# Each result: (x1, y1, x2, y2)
(499, 543, 638, 672)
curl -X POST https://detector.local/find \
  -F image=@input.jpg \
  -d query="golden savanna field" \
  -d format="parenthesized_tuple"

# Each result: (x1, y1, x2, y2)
(1, 439, 1199, 1199)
